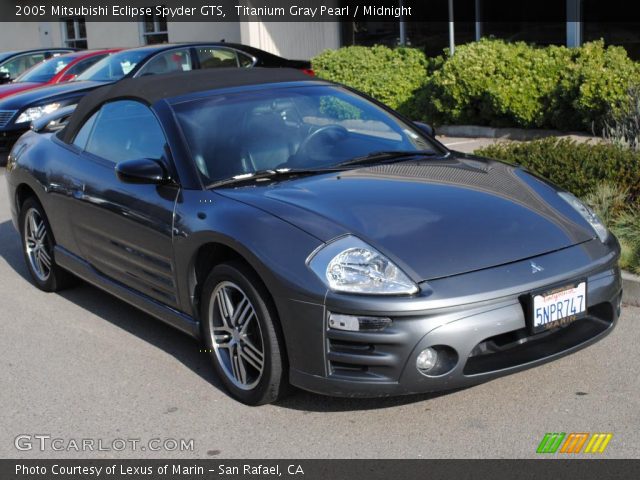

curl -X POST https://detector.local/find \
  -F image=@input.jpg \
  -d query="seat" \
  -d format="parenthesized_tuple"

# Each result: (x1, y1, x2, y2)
(242, 112, 297, 171)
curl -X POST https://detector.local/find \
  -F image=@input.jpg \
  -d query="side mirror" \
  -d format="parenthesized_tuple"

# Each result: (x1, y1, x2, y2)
(0, 71, 11, 84)
(31, 104, 77, 133)
(414, 121, 435, 137)
(115, 158, 168, 185)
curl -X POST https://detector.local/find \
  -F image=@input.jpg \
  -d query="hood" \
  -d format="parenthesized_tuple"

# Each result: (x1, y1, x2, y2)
(219, 155, 597, 282)
(0, 82, 43, 99)
(0, 80, 108, 110)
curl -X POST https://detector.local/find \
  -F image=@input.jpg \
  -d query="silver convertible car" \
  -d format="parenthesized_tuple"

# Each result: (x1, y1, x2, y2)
(5, 68, 622, 405)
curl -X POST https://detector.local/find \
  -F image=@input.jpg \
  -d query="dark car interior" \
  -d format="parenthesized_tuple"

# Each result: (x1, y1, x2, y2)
(177, 90, 424, 184)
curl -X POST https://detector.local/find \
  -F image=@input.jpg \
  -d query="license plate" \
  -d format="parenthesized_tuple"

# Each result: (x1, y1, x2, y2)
(529, 281, 587, 334)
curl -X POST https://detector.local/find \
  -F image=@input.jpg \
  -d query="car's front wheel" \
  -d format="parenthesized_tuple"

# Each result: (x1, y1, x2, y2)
(19, 197, 74, 292)
(201, 261, 289, 405)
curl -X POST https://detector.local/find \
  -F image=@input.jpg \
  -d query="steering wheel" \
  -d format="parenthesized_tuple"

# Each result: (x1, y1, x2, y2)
(291, 125, 349, 166)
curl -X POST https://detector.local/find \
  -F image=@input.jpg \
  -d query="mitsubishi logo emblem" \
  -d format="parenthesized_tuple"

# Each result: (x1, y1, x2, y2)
(530, 262, 544, 274)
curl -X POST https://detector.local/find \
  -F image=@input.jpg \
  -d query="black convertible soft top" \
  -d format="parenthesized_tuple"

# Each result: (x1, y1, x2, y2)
(61, 67, 317, 144)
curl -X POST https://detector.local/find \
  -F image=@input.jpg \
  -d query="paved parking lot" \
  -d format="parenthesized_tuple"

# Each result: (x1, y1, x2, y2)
(1, 167, 638, 459)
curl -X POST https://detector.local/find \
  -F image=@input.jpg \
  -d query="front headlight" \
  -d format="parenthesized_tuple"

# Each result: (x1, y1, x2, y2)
(307, 235, 419, 295)
(16, 103, 61, 124)
(559, 191, 609, 243)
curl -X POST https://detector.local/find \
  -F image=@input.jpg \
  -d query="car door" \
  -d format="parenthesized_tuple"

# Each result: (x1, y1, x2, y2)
(65, 99, 181, 307)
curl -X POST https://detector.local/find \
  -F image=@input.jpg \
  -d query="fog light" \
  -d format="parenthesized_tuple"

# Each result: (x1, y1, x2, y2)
(328, 313, 392, 332)
(416, 347, 438, 372)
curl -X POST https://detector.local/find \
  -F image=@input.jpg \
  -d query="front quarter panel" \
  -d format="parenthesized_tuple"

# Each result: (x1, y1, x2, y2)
(5, 130, 53, 228)
(173, 189, 330, 375)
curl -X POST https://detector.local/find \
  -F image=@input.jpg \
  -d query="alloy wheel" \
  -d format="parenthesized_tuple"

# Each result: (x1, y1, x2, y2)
(23, 207, 52, 282)
(209, 281, 265, 390)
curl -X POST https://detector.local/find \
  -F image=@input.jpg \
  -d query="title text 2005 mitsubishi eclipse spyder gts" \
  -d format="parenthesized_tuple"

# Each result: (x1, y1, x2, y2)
(5, 69, 622, 405)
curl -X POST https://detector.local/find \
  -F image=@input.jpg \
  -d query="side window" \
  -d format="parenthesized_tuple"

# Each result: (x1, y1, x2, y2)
(0, 53, 45, 78)
(84, 101, 167, 163)
(72, 111, 99, 150)
(63, 55, 106, 79)
(137, 49, 192, 76)
(238, 52, 255, 68)
(196, 48, 240, 69)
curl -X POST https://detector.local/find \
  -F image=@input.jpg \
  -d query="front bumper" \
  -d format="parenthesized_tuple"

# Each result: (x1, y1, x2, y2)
(285, 239, 622, 397)
(0, 127, 28, 152)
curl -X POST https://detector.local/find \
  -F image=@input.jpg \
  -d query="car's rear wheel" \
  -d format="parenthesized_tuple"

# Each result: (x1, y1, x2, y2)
(19, 197, 74, 292)
(201, 261, 289, 405)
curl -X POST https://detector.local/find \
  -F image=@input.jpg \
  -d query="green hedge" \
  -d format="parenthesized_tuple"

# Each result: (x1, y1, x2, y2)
(418, 39, 572, 128)
(312, 40, 640, 132)
(550, 41, 640, 130)
(312, 45, 430, 118)
(475, 138, 640, 201)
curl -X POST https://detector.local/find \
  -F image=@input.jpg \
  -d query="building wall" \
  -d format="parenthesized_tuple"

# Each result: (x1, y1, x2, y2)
(84, 22, 141, 48)
(240, 22, 341, 58)
(167, 22, 241, 44)
(0, 22, 63, 50)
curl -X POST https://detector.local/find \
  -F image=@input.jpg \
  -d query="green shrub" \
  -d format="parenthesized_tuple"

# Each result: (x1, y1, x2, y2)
(602, 85, 640, 151)
(418, 39, 571, 128)
(551, 40, 640, 131)
(312, 45, 430, 118)
(421, 39, 640, 131)
(314, 40, 640, 132)
(475, 138, 640, 201)
(612, 211, 640, 274)
(584, 183, 630, 226)
(585, 184, 640, 273)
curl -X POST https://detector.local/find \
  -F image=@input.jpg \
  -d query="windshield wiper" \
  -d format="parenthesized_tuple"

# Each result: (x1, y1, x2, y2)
(337, 150, 442, 167)
(207, 167, 342, 188)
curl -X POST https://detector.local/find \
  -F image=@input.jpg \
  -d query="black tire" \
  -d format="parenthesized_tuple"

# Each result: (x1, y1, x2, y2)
(201, 261, 289, 405)
(19, 197, 75, 292)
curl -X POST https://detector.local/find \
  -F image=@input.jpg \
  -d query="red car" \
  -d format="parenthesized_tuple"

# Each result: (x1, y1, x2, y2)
(0, 49, 121, 100)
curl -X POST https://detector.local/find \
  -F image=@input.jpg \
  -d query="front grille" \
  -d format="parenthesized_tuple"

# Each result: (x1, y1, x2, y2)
(326, 326, 407, 381)
(463, 302, 615, 375)
(0, 110, 17, 128)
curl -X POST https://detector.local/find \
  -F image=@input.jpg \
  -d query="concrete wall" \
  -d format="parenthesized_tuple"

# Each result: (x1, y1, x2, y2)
(167, 22, 241, 43)
(0, 22, 63, 50)
(84, 22, 141, 48)
(240, 22, 341, 58)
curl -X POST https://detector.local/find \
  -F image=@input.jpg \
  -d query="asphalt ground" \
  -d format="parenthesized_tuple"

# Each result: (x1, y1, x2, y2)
(1, 164, 638, 459)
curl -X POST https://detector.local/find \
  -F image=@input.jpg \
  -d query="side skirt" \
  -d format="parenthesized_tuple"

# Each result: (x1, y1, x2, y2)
(55, 246, 201, 338)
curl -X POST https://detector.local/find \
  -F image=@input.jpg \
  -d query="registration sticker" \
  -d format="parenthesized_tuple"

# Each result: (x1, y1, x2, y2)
(530, 281, 587, 334)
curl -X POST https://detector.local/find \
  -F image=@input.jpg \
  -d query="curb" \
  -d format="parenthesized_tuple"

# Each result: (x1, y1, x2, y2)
(437, 125, 597, 142)
(622, 271, 640, 307)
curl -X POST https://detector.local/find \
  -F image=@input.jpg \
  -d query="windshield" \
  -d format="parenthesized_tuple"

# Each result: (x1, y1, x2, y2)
(75, 50, 148, 82)
(15, 55, 76, 83)
(173, 85, 442, 185)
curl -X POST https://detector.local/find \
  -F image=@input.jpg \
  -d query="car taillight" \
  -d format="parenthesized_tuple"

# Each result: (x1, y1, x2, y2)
(300, 68, 315, 76)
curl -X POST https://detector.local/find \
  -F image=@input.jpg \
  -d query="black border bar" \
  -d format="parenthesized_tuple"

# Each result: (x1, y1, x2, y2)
(4, 1, 640, 23)
(3, 459, 640, 480)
